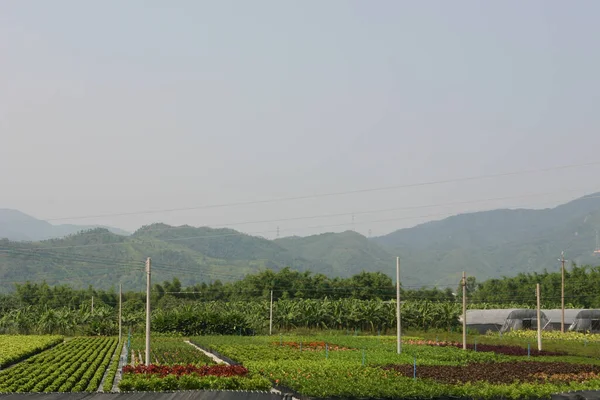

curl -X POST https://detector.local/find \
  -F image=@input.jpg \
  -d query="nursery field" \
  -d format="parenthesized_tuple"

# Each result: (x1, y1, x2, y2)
(0, 337, 118, 393)
(188, 333, 600, 399)
(120, 336, 271, 391)
(1, 332, 600, 398)
(0, 335, 63, 368)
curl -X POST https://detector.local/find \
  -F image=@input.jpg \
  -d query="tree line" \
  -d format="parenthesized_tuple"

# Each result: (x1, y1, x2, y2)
(1, 264, 599, 336)
(3, 264, 600, 311)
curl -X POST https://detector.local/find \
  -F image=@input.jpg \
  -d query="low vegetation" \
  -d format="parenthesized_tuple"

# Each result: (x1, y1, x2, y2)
(0, 337, 117, 393)
(190, 334, 600, 399)
(0, 335, 63, 367)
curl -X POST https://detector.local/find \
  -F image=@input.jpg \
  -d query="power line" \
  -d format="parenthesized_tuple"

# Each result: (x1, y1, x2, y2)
(44, 160, 600, 222)
(8, 190, 600, 253)
(115, 186, 599, 236)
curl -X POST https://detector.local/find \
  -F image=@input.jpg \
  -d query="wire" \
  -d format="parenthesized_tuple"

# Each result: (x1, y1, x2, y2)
(44, 160, 600, 222)
(124, 186, 599, 235)
(7, 191, 600, 253)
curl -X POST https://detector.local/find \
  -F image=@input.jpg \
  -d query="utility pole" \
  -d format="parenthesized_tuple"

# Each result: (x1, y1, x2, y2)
(145, 257, 151, 366)
(560, 252, 566, 333)
(118, 283, 122, 343)
(91, 296, 94, 314)
(462, 271, 467, 350)
(536, 283, 542, 351)
(396, 257, 401, 354)
(269, 290, 273, 335)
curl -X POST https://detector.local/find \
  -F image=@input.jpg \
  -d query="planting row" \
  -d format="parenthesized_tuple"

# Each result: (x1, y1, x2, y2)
(190, 334, 600, 399)
(382, 361, 600, 384)
(119, 338, 271, 391)
(102, 340, 125, 392)
(0, 337, 118, 393)
(0, 335, 63, 368)
(129, 336, 214, 366)
(403, 339, 565, 356)
(502, 330, 600, 342)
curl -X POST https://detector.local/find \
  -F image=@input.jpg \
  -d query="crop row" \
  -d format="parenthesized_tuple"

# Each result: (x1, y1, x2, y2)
(102, 340, 124, 392)
(80, 338, 119, 392)
(0, 337, 117, 393)
(0, 335, 63, 368)
(118, 374, 272, 392)
(123, 364, 248, 377)
(502, 330, 600, 342)
(129, 336, 213, 366)
(190, 334, 600, 399)
(382, 361, 600, 384)
(403, 339, 565, 356)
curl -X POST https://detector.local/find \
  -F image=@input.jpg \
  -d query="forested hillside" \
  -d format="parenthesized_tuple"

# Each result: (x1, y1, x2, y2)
(373, 193, 600, 285)
(2, 193, 600, 291)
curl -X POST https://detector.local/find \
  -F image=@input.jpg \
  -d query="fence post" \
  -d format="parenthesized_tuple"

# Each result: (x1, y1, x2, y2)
(362, 349, 365, 366)
(413, 357, 416, 380)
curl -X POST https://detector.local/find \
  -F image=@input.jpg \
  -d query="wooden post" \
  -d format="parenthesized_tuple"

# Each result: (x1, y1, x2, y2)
(462, 272, 467, 350)
(536, 283, 542, 351)
(560, 253, 565, 333)
(145, 257, 151, 366)
(269, 290, 273, 336)
(396, 257, 402, 354)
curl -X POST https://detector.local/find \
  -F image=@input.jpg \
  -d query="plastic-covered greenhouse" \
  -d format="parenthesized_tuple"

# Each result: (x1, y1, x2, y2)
(569, 309, 600, 332)
(462, 309, 548, 334)
(541, 309, 582, 331)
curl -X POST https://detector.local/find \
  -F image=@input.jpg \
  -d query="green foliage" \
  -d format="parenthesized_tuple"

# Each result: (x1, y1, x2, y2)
(118, 374, 271, 392)
(472, 265, 600, 307)
(0, 335, 63, 367)
(0, 337, 117, 393)
(128, 337, 214, 365)
(102, 340, 124, 392)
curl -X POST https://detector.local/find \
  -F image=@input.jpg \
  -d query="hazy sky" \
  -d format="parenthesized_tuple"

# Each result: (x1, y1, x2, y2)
(2, 1, 600, 238)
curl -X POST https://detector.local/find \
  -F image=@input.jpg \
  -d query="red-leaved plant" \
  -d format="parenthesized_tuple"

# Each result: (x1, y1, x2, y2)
(122, 364, 249, 378)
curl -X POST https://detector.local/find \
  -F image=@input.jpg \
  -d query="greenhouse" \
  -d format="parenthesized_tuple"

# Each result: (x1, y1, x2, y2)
(569, 309, 600, 332)
(541, 309, 582, 331)
(462, 309, 548, 334)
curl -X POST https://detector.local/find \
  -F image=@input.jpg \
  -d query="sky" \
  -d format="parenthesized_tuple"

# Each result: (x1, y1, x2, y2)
(2, 1, 600, 239)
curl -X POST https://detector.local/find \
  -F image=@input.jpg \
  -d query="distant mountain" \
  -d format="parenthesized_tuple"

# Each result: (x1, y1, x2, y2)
(372, 193, 600, 285)
(275, 231, 394, 277)
(1, 193, 600, 292)
(0, 209, 130, 241)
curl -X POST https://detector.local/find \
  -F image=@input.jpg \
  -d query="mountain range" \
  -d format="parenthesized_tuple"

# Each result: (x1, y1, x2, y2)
(0, 209, 129, 241)
(1, 193, 600, 292)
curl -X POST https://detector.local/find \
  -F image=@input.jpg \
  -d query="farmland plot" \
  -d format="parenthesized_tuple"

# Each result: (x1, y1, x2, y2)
(129, 336, 213, 365)
(0, 335, 63, 367)
(119, 337, 270, 391)
(0, 337, 117, 393)
(190, 335, 600, 399)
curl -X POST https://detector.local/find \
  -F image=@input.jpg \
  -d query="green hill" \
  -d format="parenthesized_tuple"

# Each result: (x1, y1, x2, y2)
(1, 193, 600, 292)
(275, 231, 394, 277)
(372, 193, 600, 285)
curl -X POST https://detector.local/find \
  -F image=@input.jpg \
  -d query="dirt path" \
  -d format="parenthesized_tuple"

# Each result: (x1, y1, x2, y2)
(97, 341, 121, 392)
(112, 339, 129, 392)
(184, 340, 230, 365)
(183, 341, 298, 400)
